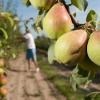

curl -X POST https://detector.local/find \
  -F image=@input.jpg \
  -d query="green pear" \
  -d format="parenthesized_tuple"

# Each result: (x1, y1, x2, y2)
(55, 30, 87, 64)
(87, 31, 100, 66)
(43, 3, 73, 39)
(48, 43, 55, 64)
(29, 0, 55, 10)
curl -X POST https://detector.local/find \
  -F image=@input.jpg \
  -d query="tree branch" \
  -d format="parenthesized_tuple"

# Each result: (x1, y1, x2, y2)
(61, 0, 84, 28)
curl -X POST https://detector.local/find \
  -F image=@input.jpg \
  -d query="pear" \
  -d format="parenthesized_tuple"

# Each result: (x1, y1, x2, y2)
(55, 30, 87, 64)
(87, 31, 100, 66)
(43, 3, 73, 39)
(29, 0, 55, 10)
(0, 87, 8, 97)
(0, 75, 8, 86)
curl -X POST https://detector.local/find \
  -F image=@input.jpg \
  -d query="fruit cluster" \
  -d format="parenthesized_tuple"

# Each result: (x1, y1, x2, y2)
(0, 59, 8, 99)
(30, 0, 100, 73)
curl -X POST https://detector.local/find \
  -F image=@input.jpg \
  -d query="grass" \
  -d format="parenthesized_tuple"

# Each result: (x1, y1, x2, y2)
(38, 54, 87, 100)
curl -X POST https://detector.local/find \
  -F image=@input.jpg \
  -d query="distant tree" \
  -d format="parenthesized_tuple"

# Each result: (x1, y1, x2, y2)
(0, 0, 18, 15)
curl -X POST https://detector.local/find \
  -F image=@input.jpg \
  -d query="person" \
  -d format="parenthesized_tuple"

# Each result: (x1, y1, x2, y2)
(23, 29, 39, 72)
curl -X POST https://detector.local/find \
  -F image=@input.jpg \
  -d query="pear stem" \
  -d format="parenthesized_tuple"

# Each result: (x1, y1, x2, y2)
(61, 0, 79, 28)
(61, 0, 95, 32)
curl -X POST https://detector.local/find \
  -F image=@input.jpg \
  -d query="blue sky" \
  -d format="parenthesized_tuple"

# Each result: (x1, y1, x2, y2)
(3, 0, 100, 37)
(3, 0, 100, 22)
(16, 0, 100, 22)
(71, 0, 100, 22)
(16, 0, 38, 20)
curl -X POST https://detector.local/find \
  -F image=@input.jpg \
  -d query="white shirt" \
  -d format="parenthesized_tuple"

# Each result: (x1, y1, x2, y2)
(23, 33, 36, 49)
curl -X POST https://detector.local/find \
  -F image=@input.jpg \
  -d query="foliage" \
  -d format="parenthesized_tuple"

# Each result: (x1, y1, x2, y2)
(22, 0, 31, 7)
(0, 12, 21, 58)
(71, 0, 88, 11)
(38, 55, 87, 100)
(23, 0, 100, 98)
(35, 36, 50, 50)
(86, 10, 97, 27)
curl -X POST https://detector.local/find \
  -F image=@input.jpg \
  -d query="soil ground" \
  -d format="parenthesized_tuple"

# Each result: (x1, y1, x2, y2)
(6, 52, 66, 100)
(5, 52, 100, 100)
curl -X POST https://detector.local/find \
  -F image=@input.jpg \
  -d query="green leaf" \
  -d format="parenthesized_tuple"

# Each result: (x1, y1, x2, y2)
(0, 49, 4, 57)
(6, 16, 14, 27)
(70, 66, 79, 91)
(86, 10, 97, 22)
(1, 12, 12, 17)
(33, 10, 44, 33)
(71, 0, 88, 11)
(70, 65, 93, 91)
(22, 0, 31, 7)
(85, 92, 100, 100)
(12, 53, 17, 59)
(70, 75, 77, 91)
(72, 12, 76, 17)
(0, 41, 2, 47)
(0, 28, 8, 39)
(1, 12, 14, 27)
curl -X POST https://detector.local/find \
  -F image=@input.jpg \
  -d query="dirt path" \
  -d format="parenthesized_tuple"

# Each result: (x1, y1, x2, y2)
(6, 53, 66, 100)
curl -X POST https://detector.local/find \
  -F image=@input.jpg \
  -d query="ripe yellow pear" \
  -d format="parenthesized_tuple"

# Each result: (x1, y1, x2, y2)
(29, 0, 55, 10)
(87, 31, 100, 66)
(43, 3, 73, 39)
(55, 30, 87, 64)
(0, 87, 8, 97)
